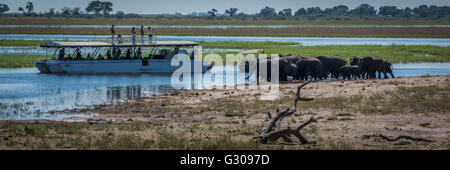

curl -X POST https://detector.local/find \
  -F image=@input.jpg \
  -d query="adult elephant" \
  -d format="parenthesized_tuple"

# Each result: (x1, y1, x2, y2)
(315, 55, 347, 79)
(353, 56, 394, 79)
(241, 56, 300, 82)
(350, 56, 367, 78)
(352, 56, 373, 79)
(275, 54, 304, 81)
(295, 57, 322, 80)
(375, 59, 395, 79)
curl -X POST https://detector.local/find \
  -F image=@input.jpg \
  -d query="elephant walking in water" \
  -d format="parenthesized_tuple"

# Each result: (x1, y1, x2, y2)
(339, 65, 361, 80)
(314, 55, 347, 79)
(351, 56, 394, 79)
(239, 54, 302, 82)
(295, 57, 322, 80)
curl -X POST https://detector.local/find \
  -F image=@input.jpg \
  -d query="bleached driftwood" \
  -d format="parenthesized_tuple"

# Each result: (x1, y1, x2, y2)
(252, 80, 316, 144)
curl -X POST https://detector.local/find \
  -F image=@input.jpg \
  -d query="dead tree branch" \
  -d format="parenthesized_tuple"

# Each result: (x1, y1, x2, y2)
(252, 80, 317, 144)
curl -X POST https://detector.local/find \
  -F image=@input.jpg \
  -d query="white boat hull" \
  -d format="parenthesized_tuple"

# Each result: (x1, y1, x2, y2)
(36, 59, 212, 74)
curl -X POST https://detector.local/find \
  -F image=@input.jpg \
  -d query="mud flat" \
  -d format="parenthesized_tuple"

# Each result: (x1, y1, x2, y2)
(0, 75, 449, 149)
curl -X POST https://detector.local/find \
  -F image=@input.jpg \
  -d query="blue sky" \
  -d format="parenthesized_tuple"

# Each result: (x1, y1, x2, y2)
(1, 0, 449, 14)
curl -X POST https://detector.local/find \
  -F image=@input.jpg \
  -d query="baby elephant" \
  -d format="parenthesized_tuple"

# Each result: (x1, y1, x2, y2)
(340, 65, 361, 80)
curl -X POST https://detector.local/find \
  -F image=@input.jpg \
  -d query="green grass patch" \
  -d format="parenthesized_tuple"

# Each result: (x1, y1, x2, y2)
(0, 41, 449, 68)
(0, 54, 49, 67)
(265, 45, 450, 63)
(0, 40, 51, 46)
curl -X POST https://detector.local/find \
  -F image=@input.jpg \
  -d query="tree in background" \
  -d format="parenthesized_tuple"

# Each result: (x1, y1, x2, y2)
(61, 7, 71, 16)
(207, 8, 218, 16)
(101, 1, 113, 15)
(324, 5, 349, 15)
(398, 7, 413, 18)
(379, 6, 402, 17)
(0, 4, 9, 14)
(350, 4, 376, 16)
(294, 8, 307, 16)
(225, 8, 238, 16)
(47, 8, 55, 16)
(86, 0, 103, 14)
(259, 6, 276, 17)
(278, 8, 292, 16)
(413, 5, 449, 19)
(72, 7, 81, 16)
(18, 7, 24, 14)
(25, 2, 34, 14)
(115, 11, 125, 19)
(306, 7, 323, 16)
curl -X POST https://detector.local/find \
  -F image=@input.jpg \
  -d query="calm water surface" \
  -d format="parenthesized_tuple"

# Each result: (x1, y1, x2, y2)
(1, 34, 449, 46)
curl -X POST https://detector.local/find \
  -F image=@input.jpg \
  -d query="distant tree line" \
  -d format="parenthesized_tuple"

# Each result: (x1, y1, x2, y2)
(0, 1, 448, 20)
(250, 4, 449, 19)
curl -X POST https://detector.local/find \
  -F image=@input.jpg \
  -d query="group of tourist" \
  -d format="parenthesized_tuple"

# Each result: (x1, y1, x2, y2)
(57, 47, 144, 61)
(55, 24, 156, 61)
(111, 25, 153, 44)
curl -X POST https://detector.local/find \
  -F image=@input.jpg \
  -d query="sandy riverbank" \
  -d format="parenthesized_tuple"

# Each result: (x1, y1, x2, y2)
(1, 75, 449, 149)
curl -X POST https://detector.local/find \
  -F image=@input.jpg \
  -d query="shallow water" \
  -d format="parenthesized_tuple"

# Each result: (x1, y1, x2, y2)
(0, 62, 449, 120)
(0, 25, 449, 29)
(0, 65, 248, 120)
(1, 34, 449, 46)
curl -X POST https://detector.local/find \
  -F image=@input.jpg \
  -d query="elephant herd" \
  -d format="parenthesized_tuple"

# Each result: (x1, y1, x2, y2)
(240, 54, 395, 81)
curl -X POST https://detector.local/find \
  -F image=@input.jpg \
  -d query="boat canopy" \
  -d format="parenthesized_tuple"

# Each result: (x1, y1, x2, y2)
(40, 41, 199, 48)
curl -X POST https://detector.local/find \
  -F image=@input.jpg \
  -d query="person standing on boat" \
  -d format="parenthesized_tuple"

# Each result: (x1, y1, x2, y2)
(131, 27, 137, 44)
(75, 48, 83, 60)
(111, 25, 115, 44)
(148, 26, 153, 42)
(140, 26, 144, 43)
(58, 48, 65, 60)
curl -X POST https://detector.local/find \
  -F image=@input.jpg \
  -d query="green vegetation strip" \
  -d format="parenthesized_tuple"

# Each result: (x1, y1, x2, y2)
(0, 54, 48, 68)
(0, 40, 449, 68)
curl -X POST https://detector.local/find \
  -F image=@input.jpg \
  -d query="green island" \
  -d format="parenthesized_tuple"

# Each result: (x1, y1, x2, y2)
(0, 40, 449, 68)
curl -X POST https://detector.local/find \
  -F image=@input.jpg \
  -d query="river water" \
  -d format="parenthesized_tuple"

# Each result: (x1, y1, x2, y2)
(1, 34, 449, 46)
(0, 62, 449, 120)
